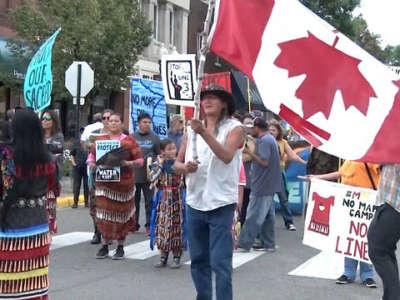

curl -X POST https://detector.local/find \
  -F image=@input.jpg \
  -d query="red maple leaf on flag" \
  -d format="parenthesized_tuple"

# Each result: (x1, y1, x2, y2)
(274, 32, 377, 119)
(361, 80, 400, 163)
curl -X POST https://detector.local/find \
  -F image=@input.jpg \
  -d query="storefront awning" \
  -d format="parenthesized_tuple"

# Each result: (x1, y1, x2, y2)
(230, 69, 265, 111)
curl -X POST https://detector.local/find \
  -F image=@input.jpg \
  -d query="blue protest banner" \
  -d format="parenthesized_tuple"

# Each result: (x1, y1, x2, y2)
(24, 28, 61, 113)
(130, 78, 167, 139)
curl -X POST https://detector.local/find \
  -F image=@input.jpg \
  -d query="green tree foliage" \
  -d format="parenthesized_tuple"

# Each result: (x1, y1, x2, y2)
(6, 0, 152, 100)
(299, 0, 400, 64)
(300, 0, 360, 39)
(383, 45, 400, 66)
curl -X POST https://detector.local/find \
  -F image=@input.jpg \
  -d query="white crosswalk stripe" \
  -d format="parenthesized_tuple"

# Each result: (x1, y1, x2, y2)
(124, 240, 158, 260)
(50, 232, 266, 268)
(185, 250, 265, 269)
(288, 251, 343, 279)
(50, 232, 93, 250)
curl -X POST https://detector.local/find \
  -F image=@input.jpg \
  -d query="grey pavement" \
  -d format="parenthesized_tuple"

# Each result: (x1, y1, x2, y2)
(49, 204, 386, 300)
(59, 176, 74, 197)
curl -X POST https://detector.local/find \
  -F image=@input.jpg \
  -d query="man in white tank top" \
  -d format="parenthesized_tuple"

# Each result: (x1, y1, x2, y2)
(174, 84, 245, 300)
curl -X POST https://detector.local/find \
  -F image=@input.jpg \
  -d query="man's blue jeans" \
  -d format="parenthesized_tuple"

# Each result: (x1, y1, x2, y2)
(343, 257, 374, 281)
(186, 204, 235, 300)
(237, 194, 275, 250)
(277, 172, 294, 227)
(277, 189, 294, 227)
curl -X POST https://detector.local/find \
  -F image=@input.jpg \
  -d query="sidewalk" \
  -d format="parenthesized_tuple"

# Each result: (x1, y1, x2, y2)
(58, 176, 85, 208)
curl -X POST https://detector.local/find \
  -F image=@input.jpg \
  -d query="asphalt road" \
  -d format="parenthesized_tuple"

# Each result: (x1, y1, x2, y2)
(48, 205, 386, 300)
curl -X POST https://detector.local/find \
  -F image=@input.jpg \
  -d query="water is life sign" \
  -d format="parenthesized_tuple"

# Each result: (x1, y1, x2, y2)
(24, 28, 61, 113)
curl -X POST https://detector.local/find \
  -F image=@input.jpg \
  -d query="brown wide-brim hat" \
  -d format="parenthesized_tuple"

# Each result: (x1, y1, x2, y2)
(200, 84, 235, 116)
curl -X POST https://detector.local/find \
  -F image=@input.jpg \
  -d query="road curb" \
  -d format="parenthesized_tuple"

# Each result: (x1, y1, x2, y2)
(57, 195, 84, 208)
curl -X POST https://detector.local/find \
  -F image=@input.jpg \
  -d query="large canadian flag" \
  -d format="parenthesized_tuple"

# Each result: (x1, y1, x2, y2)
(208, 0, 400, 163)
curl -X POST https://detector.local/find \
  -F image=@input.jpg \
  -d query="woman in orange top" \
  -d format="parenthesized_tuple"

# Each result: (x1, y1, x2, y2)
(309, 160, 380, 288)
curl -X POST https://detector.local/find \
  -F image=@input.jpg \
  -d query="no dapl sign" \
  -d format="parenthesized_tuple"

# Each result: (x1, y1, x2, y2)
(65, 61, 94, 99)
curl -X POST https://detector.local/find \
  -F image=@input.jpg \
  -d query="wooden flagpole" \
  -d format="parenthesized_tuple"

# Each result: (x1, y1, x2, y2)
(191, 0, 216, 161)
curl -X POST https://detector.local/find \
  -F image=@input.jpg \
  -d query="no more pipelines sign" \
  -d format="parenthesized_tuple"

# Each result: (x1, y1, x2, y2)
(303, 178, 378, 263)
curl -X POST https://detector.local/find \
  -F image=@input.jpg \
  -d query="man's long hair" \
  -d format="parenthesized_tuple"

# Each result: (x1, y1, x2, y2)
(11, 109, 51, 172)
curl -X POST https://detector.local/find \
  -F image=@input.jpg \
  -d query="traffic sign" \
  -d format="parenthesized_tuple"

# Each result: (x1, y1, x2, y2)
(65, 61, 94, 97)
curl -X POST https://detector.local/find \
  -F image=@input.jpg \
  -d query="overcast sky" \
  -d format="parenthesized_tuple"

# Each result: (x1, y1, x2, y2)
(356, 0, 400, 46)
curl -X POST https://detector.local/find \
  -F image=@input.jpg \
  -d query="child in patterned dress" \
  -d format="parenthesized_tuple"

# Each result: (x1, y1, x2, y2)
(149, 139, 186, 268)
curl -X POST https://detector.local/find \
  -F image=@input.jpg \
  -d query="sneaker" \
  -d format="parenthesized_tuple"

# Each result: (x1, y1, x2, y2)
(235, 246, 250, 253)
(71, 203, 78, 209)
(112, 246, 125, 260)
(266, 245, 278, 252)
(253, 244, 278, 252)
(252, 244, 265, 251)
(170, 257, 181, 269)
(90, 233, 101, 245)
(154, 256, 168, 268)
(336, 275, 353, 284)
(363, 278, 377, 288)
(287, 224, 296, 231)
(252, 241, 263, 248)
(96, 245, 109, 259)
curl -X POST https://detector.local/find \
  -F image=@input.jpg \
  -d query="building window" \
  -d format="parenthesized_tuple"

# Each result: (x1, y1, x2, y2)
(153, 5, 159, 40)
(169, 10, 174, 45)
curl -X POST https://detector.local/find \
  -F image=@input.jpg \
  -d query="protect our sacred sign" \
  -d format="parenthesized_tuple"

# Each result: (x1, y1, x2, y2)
(303, 178, 378, 263)
(95, 140, 120, 182)
(24, 28, 61, 113)
(161, 54, 197, 107)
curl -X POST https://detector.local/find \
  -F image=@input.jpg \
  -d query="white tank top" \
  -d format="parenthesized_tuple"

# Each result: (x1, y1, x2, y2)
(185, 118, 243, 211)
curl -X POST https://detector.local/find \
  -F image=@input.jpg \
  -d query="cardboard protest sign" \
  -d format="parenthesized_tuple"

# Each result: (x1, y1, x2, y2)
(95, 140, 121, 182)
(184, 71, 231, 119)
(303, 178, 378, 263)
(130, 78, 167, 139)
(161, 54, 197, 107)
(24, 28, 61, 112)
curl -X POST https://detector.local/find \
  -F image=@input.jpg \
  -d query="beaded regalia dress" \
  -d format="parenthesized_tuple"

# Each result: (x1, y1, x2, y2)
(91, 134, 142, 241)
(0, 145, 56, 300)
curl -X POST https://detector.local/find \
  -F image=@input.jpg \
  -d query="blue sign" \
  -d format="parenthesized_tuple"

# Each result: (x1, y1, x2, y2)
(24, 28, 61, 113)
(95, 140, 120, 162)
(130, 78, 167, 139)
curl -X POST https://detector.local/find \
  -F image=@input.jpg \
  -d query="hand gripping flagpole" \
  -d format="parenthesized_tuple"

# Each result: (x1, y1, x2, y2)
(192, 0, 216, 161)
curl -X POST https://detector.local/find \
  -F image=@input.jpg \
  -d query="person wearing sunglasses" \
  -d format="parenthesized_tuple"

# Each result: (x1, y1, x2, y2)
(79, 109, 113, 244)
(41, 109, 64, 234)
(87, 113, 143, 260)
(80, 109, 113, 144)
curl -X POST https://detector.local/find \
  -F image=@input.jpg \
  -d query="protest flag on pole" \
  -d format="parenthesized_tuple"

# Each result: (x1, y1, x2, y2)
(24, 28, 61, 113)
(208, 0, 400, 163)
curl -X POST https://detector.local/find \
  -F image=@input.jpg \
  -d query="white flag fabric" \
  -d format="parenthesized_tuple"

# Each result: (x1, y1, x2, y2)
(208, 0, 400, 163)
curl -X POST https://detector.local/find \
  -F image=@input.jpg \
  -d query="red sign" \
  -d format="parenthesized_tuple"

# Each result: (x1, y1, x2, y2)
(185, 72, 231, 119)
